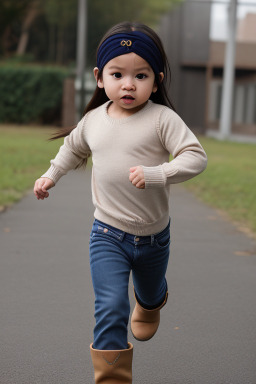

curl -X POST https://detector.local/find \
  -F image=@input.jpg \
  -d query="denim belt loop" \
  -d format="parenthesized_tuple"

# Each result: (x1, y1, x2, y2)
(151, 234, 154, 246)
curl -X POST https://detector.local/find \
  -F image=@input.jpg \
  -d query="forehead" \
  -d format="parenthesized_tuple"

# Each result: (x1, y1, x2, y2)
(105, 52, 152, 71)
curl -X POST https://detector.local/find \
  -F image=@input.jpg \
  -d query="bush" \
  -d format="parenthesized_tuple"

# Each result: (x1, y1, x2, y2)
(0, 64, 69, 124)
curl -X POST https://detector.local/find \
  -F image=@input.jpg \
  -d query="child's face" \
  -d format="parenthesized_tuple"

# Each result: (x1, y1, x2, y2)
(94, 53, 162, 117)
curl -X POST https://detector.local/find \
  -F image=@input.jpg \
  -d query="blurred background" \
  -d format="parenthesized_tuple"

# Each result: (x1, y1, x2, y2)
(0, 0, 256, 235)
(1, 0, 255, 135)
(1, 4, 256, 384)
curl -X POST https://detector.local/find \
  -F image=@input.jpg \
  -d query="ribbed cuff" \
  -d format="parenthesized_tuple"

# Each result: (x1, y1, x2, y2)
(41, 165, 65, 184)
(142, 165, 166, 188)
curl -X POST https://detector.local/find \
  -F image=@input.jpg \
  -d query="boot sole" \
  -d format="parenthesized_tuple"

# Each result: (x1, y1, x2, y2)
(130, 327, 157, 342)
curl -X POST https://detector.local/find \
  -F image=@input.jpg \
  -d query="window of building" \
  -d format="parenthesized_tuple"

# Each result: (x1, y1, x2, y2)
(209, 79, 256, 125)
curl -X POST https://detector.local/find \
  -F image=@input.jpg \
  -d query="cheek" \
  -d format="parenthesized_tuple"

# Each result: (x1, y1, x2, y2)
(104, 81, 115, 93)
(151, 77, 158, 93)
(142, 78, 157, 95)
(103, 82, 117, 100)
(144, 81, 157, 96)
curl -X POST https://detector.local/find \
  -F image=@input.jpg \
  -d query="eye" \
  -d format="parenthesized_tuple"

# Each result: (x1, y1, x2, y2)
(112, 72, 122, 79)
(136, 73, 147, 80)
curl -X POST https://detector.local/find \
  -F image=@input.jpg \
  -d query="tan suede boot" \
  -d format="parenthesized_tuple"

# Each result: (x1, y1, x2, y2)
(131, 291, 168, 341)
(90, 342, 133, 384)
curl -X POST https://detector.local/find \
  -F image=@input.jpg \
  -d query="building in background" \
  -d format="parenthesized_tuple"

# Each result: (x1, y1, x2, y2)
(158, 2, 256, 140)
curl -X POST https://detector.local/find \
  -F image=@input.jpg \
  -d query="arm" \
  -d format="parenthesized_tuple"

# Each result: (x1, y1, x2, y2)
(34, 115, 91, 198)
(42, 115, 91, 183)
(130, 108, 207, 189)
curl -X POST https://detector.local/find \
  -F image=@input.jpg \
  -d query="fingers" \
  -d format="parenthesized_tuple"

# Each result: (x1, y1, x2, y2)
(34, 179, 48, 200)
(34, 178, 54, 200)
(129, 166, 145, 189)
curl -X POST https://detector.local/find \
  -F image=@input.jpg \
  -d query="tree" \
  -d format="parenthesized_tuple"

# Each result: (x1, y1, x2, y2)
(16, 0, 41, 56)
(42, 0, 77, 64)
(0, 0, 181, 64)
(0, 0, 33, 56)
(87, 0, 179, 65)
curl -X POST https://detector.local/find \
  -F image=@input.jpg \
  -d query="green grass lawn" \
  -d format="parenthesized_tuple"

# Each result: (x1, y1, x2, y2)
(1, 126, 256, 235)
(184, 136, 256, 234)
(0, 125, 62, 209)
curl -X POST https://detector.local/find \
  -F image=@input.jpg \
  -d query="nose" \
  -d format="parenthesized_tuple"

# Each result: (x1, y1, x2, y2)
(121, 77, 135, 91)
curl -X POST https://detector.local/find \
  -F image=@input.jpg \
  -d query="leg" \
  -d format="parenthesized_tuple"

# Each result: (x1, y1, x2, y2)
(90, 221, 132, 350)
(89, 221, 133, 383)
(132, 223, 170, 307)
(131, 223, 170, 341)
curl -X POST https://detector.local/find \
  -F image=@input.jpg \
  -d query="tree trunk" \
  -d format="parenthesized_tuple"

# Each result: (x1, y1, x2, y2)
(16, 1, 40, 56)
(56, 26, 64, 64)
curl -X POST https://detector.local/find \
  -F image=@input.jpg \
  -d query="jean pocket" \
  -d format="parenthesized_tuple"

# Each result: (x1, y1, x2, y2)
(155, 231, 171, 249)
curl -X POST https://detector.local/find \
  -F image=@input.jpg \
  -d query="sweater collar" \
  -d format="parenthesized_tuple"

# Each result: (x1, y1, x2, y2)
(102, 100, 153, 125)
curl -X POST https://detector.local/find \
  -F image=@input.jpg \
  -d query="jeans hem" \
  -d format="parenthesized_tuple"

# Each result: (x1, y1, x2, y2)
(134, 282, 168, 310)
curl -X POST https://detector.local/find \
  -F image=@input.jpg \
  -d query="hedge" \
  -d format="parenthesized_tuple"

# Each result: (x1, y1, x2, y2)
(0, 64, 69, 124)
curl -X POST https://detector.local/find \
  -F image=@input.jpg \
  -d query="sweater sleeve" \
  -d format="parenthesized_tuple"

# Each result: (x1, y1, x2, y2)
(142, 108, 207, 188)
(41, 115, 91, 184)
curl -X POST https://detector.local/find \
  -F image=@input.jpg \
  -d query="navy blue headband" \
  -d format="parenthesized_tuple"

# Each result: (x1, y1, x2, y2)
(97, 31, 164, 74)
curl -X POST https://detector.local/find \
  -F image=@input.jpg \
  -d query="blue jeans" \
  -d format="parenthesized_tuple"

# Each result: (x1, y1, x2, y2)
(89, 219, 170, 350)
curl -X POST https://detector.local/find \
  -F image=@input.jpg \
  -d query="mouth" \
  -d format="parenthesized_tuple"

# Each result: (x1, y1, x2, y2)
(121, 95, 135, 104)
(122, 95, 135, 100)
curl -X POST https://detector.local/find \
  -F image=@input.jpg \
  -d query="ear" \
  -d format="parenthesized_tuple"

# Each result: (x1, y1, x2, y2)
(93, 67, 104, 88)
(152, 72, 164, 93)
(159, 72, 164, 83)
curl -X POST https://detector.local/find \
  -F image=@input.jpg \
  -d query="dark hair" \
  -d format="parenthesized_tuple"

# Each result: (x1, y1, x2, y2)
(52, 21, 175, 140)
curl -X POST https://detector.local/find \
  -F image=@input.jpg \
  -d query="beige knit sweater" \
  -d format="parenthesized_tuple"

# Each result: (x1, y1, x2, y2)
(42, 101, 207, 235)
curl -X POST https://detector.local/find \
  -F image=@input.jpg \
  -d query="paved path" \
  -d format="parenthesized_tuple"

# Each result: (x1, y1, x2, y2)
(1, 170, 256, 384)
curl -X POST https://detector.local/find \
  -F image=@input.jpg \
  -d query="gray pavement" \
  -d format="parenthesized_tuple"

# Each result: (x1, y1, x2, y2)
(0, 170, 256, 384)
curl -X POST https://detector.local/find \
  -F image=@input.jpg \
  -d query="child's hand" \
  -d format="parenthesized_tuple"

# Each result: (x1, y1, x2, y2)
(34, 177, 55, 200)
(129, 166, 145, 189)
